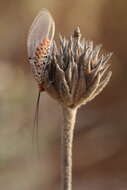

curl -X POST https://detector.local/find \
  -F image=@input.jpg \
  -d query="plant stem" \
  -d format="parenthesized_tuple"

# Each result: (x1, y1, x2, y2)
(61, 107, 77, 190)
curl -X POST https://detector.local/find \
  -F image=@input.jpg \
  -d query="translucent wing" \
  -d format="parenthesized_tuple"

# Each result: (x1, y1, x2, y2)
(27, 8, 55, 58)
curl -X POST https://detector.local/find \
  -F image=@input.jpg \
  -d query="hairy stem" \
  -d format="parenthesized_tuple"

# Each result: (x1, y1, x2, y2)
(61, 107, 77, 190)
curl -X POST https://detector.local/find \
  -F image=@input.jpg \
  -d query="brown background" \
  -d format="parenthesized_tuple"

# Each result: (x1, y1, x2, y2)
(0, 0, 127, 189)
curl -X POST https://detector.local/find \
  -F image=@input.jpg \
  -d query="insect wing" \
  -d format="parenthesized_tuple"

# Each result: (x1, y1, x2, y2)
(27, 8, 55, 58)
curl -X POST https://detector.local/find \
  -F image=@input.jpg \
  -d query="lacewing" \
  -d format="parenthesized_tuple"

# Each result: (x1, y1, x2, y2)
(27, 9, 55, 153)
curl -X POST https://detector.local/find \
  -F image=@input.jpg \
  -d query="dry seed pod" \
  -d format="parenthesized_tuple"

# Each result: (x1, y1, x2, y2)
(42, 27, 112, 108)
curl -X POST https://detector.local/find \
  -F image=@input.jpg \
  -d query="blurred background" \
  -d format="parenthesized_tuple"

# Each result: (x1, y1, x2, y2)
(0, 0, 127, 189)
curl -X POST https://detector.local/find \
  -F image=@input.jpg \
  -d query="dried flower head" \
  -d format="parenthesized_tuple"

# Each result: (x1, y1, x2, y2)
(43, 29, 112, 108)
(27, 9, 112, 109)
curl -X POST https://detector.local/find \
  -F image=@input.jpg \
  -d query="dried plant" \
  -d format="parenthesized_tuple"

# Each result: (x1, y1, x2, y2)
(27, 9, 112, 190)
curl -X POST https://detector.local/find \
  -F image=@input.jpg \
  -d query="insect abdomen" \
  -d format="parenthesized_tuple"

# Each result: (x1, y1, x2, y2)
(32, 38, 51, 90)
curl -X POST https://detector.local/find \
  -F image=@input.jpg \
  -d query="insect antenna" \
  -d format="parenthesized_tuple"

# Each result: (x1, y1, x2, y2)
(32, 89, 41, 156)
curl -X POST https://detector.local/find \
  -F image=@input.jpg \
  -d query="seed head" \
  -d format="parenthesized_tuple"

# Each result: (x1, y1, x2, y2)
(43, 27, 112, 108)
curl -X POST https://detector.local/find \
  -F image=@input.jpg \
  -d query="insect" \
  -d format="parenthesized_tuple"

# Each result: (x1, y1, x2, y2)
(27, 9, 55, 153)
(27, 8, 55, 90)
